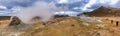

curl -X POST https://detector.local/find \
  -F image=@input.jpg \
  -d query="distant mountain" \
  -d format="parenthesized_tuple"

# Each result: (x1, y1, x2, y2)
(0, 16, 11, 20)
(84, 6, 120, 17)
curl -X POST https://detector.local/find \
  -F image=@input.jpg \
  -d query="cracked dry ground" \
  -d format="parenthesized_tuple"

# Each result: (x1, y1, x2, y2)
(0, 17, 120, 36)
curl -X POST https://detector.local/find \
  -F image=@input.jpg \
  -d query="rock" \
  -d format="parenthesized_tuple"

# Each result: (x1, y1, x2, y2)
(9, 16, 22, 26)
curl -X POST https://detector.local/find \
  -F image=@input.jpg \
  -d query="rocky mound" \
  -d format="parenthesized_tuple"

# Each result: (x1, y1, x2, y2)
(84, 6, 120, 17)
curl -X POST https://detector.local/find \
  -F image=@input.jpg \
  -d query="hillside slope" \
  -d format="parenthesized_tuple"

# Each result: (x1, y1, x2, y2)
(84, 6, 120, 17)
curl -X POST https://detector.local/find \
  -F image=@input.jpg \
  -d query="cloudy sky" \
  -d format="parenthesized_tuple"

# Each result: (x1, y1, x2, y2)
(0, 0, 120, 16)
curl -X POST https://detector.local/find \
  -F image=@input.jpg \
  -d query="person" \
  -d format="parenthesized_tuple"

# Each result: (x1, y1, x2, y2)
(0, 22, 1, 25)
(111, 20, 113, 24)
(116, 21, 119, 27)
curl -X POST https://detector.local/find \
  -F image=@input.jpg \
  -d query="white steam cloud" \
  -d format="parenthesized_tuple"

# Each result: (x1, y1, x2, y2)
(13, 1, 58, 24)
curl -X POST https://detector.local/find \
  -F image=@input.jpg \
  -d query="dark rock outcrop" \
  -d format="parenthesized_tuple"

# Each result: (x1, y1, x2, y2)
(9, 16, 22, 26)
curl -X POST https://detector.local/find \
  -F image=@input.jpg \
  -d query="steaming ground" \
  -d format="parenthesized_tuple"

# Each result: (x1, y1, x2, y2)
(0, 1, 120, 36)
(13, 1, 58, 24)
(0, 16, 120, 36)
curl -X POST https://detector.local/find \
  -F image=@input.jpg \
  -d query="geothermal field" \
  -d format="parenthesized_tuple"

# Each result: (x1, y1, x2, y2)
(0, 0, 120, 36)
(0, 6, 120, 36)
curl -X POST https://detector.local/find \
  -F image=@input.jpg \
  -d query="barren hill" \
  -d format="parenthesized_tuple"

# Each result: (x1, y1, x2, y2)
(84, 6, 120, 17)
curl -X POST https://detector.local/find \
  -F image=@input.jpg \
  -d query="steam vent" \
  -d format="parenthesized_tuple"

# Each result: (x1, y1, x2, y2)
(9, 16, 22, 26)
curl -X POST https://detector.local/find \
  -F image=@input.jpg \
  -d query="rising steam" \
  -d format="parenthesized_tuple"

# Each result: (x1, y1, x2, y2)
(12, 1, 58, 24)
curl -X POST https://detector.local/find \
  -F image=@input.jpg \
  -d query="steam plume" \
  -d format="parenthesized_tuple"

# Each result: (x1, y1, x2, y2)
(12, 1, 58, 24)
(82, 0, 120, 11)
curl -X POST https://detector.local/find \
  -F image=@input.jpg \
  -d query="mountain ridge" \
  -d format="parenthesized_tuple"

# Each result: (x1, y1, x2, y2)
(84, 6, 120, 17)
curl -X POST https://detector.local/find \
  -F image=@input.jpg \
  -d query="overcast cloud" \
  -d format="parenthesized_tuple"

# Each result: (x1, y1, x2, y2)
(0, 0, 120, 16)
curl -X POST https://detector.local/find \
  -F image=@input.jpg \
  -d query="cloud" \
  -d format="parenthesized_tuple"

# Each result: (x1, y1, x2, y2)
(0, 10, 12, 16)
(56, 0, 120, 12)
(0, 0, 45, 16)
(0, 0, 38, 8)
(0, 5, 13, 16)
(0, 0, 120, 16)
(110, 0, 120, 8)
(57, 0, 83, 4)
(0, 5, 7, 10)
(81, 0, 120, 12)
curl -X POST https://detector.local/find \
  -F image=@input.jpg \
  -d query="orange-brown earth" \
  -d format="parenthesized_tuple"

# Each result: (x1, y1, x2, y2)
(0, 16, 120, 36)
(0, 6, 120, 36)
